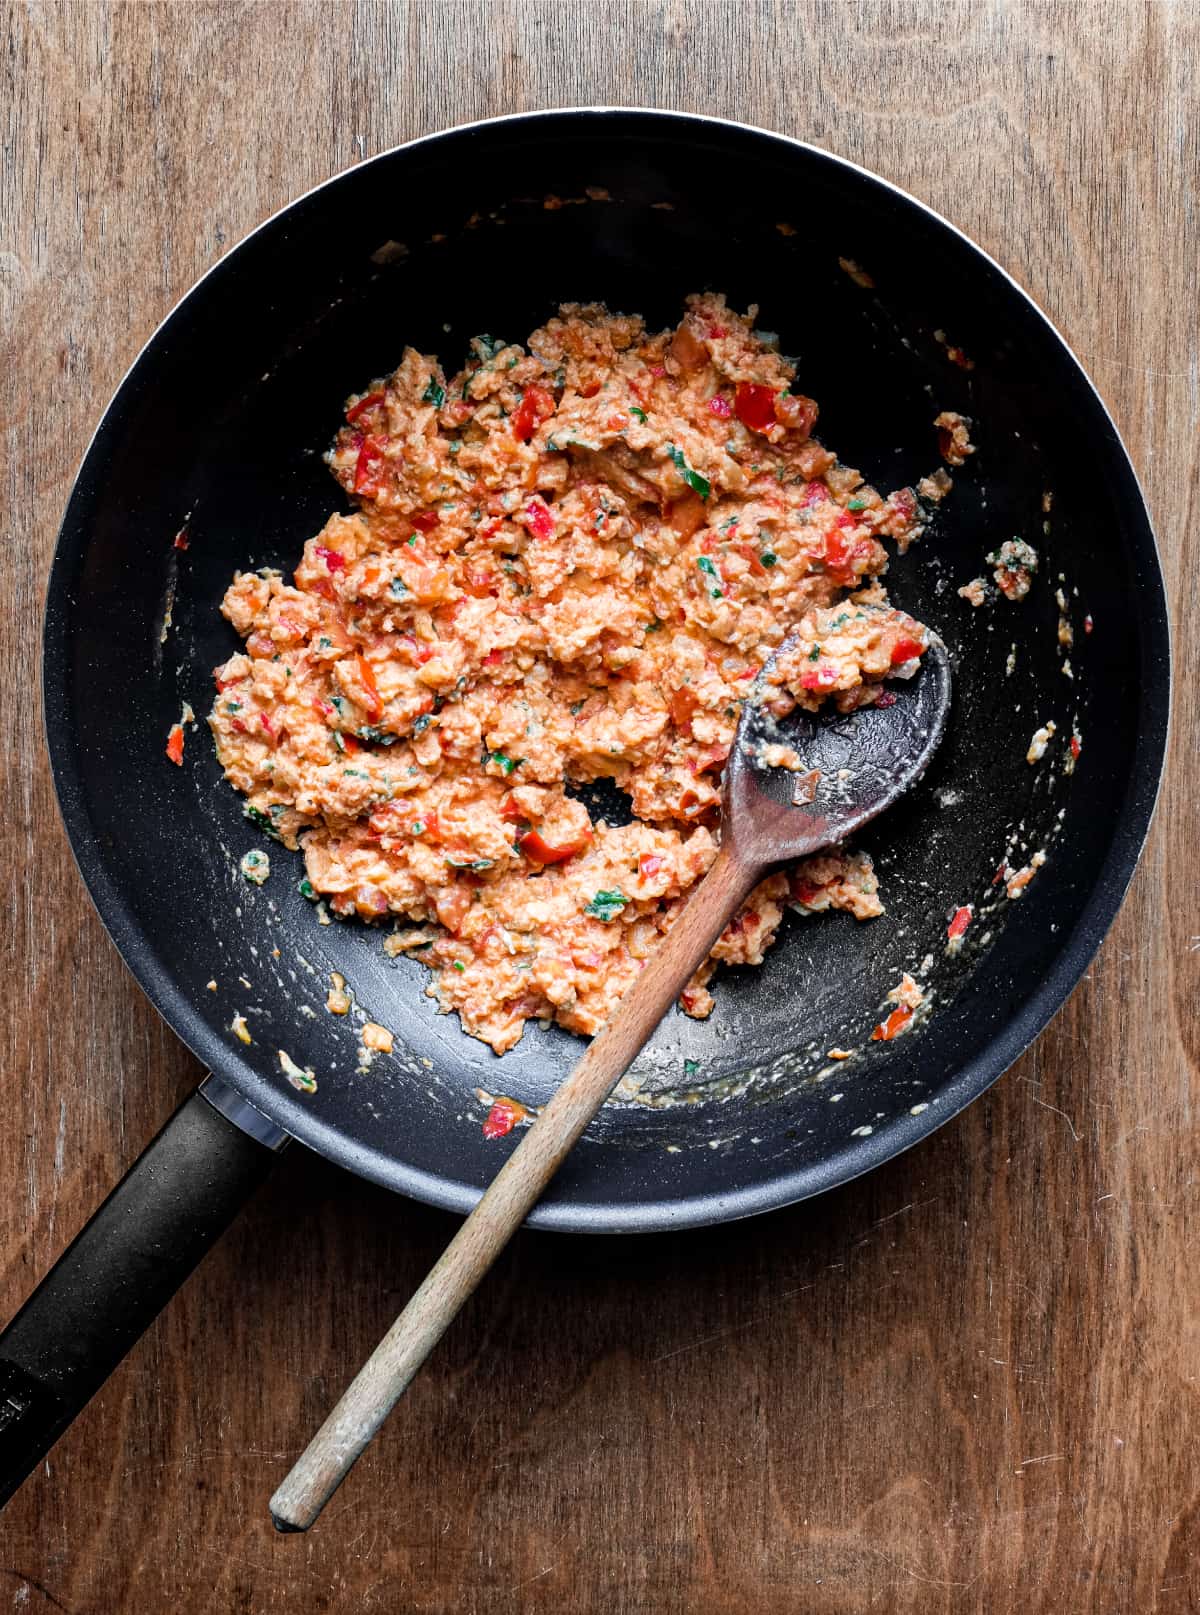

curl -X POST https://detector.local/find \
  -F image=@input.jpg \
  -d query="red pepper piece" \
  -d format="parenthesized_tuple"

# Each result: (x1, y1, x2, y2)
(410, 510, 439, 532)
(346, 389, 385, 423)
(355, 655, 383, 721)
(890, 637, 923, 666)
(511, 384, 556, 443)
(173, 528, 190, 551)
(872, 1004, 913, 1042)
(638, 854, 664, 880)
(792, 878, 821, 906)
(947, 905, 973, 940)
(165, 724, 184, 766)
(353, 434, 388, 497)
(669, 685, 699, 735)
(518, 828, 588, 865)
(315, 544, 346, 573)
(482, 1099, 522, 1140)
(734, 382, 777, 433)
(525, 498, 555, 540)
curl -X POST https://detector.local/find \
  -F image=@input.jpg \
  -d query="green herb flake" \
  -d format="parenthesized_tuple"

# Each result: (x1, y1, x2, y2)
(412, 714, 433, 735)
(760, 551, 778, 567)
(410, 819, 426, 836)
(570, 698, 587, 715)
(225, 701, 242, 713)
(422, 379, 446, 408)
(629, 406, 647, 424)
(585, 889, 628, 923)
(243, 803, 282, 841)
(666, 444, 711, 499)
(298, 877, 316, 900)
(358, 725, 399, 745)
(809, 646, 821, 661)
(389, 577, 408, 597)
(332, 732, 346, 752)
(696, 555, 723, 599)
(847, 497, 867, 511)
(452, 960, 466, 972)
(489, 751, 521, 776)
(684, 1058, 701, 1078)
(318, 636, 332, 649)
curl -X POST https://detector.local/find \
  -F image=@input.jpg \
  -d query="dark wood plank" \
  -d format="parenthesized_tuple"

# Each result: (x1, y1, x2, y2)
(2, 1, 1197, 1610)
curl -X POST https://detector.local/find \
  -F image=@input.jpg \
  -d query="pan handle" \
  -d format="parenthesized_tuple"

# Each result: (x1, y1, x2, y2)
(0, 1077, 286, 1510)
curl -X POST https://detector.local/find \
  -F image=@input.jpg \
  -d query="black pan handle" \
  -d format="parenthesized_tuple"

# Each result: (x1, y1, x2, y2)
(0, 1076, 287, 1509)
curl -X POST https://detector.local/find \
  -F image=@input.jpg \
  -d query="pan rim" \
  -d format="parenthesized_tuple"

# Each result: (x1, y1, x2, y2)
(41, 106, 1171, 1233)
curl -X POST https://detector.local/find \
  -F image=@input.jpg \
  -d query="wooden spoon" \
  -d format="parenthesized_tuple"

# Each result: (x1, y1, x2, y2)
(270, 635, 952, 1531)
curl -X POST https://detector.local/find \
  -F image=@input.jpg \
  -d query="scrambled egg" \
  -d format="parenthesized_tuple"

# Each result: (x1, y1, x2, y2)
(210, 296, 940, 1052)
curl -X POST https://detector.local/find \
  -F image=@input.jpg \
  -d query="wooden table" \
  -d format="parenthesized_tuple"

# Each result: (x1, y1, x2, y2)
(2, 3, 1196, 1609)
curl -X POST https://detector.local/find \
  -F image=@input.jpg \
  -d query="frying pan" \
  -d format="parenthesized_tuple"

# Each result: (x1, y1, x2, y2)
(0, 109, 1169, 1509)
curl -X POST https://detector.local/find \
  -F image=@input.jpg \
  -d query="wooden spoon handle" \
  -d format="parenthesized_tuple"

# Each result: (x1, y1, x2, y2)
(269, 840, 760, 1532)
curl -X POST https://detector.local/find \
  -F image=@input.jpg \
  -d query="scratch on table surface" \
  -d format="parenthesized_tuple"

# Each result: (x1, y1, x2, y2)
(1017, 1451, 1065, 1469)
(1020, 1078, 1080, 1142)
(869, 1195, 940, 1230)
(508, 1530, 571, 1591)
(651, 1283, 817, 1363)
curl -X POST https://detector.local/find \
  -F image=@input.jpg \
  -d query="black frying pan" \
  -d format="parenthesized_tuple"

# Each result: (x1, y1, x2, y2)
(0, 109, 1169, 1509)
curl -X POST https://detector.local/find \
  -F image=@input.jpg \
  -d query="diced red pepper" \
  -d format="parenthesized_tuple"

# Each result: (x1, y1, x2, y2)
(872, 1004, 913, 1042)
(511, 384, 556, 443)
(792, 878, 820, 906)
(463, 566, 495, 597)
(353, 434, 388, 498)
(500, 796, 527, 822)
(734, 382, 777, 433)
(823, 527, 852, 570)
(165, 724, 184, 766)
(410, 510, 440, 532)
(315, 544, 346, 573)
(340, 732, 360, 754)
(518, 828, 589, 865)
(638, 854, 664, 880)
(482, 647, 504, 667)
(259, 711, 275, 737)
(173, 528, 190, 551)
(525, 498, 555, 540)
(800, 665, 836, 691)
(736, 543, 767, 578)
(708, 394, 732, 419)
(482, 1099, 523, 1140)
(669, 685, 699, 735)
(890, 637, 923, 666)
(1070, 734, 1081, 759)
(346, 389, 386, 423)
(947, 905, 973, 940)
(707, 323, 729, 339)
(801, 480, 829, 509)
(355, 655, 383, 721)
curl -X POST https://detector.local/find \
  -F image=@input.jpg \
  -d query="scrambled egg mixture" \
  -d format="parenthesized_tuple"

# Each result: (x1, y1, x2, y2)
(210, 296, 942, 1053)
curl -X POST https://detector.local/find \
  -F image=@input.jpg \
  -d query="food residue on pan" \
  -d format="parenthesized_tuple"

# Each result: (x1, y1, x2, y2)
(240, 848, 270, 885)
(278, 1049, 318, 1092)
(946, 904, 973, 952)
(210, 294, 951, 1054)
(989, 537, 1038, 601)
(1005, 849, 1047, 900)
(362, 1021, 394, 1053)
(326, 971, 351, 1014)
(934, 410, 975, 466)
(1027, 720, 1057, 764)
(474, 1088, 530, 1139)
(230, 1012, 251, 1045)
(957, 576, 987, 608)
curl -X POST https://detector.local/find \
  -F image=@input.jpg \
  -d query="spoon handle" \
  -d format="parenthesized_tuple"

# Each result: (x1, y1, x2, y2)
(269, 839, 760, 1533)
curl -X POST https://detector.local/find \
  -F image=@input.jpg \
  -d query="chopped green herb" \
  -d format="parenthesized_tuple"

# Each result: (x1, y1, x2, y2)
(318, 636, 332, 650)
(489, 751, 521, 776)
(809, 646, 821, 661)
(667, 443, 711, 499)
(330, 695, 345, 713)
(585, 889, 628, 923)
(410, 819, 426, 836)
(243, 804, 281, 841)
(412, 714, 433, 735)
(629, 406, 647, 424)
(847, 497, 867, 511)
(343, 767, 369, 778)
(389, 577, 408, 597)
(407, 534, 417, 547)
(644, 618, 662, 632)
(696, 555, 723, 598)
(760, 551, 778, 567)
(570, 698, 587, 715)
(225, 701, 242, 713)
(298, 877, 316, 900)
(452, 960, 466, 972)
(332, 732, 346, 752)
(358, 725, 398, 745)
(422, 379, 446, 408)
(446, 855, 495, 871)
(684, 1057, 701, 1078)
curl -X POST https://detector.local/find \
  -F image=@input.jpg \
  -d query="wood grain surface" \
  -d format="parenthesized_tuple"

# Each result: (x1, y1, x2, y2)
(2, 2, 1197, 1610)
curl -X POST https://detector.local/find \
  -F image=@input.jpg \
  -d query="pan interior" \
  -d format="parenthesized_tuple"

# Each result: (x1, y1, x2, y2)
(44, 113, 1166, 1229)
